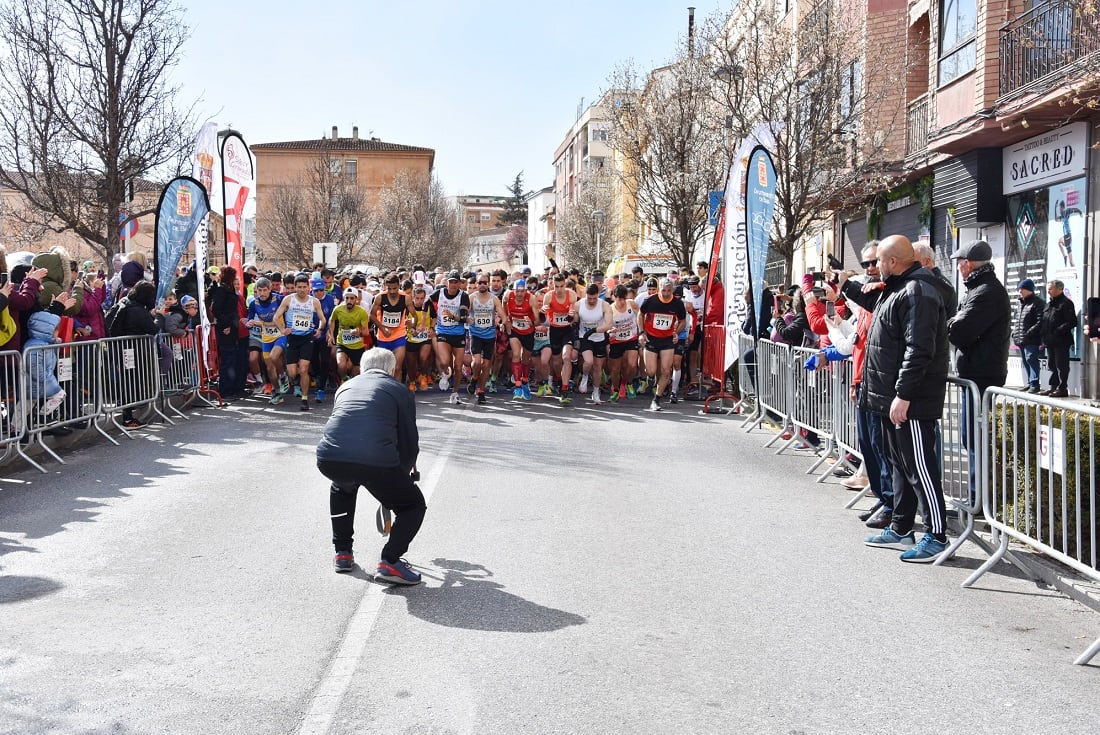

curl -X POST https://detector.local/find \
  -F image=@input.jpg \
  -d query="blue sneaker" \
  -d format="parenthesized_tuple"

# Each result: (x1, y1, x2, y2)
(315, 389, 325, 403)
(333, 551, 354, 573)
(375, 558, 421, 585)
(864, 527, 917, 551)
(900, 534, 949, 563)
(521, 383, 532, 400)
(513, 387, 523, 400)
(293, 385, 302, 398)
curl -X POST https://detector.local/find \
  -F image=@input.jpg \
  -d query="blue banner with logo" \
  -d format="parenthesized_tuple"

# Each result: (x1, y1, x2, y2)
(744, 147, 777, 334)
(153, 176, 211, 305)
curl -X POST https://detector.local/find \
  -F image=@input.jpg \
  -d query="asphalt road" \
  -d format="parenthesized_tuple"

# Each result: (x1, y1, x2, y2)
(0, 387, 1096, 734)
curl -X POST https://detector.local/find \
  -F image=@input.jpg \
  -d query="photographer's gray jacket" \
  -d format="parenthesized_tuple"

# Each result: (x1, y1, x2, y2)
(317, 369, 419, 471)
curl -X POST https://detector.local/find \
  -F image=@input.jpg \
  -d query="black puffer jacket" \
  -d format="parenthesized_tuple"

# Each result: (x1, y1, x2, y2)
(1012, 293, 1043, 347)
(1041, 293, 1077, 348)
(860, 263, 950, 420)
(948, 266, 1010, 390)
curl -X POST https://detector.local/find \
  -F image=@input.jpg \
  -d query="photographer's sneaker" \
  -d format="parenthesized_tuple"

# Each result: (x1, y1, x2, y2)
(375, 558, 421, 585)
(333, 551, 354, 573)
(864, 527, 916, 551)
(900, 534, 949, 563)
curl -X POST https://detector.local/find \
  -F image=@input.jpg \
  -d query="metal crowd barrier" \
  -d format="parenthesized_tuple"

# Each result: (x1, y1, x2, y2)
(0, 350, 25, 465)
(744, 340, 791, 444)
(787, 346, 836, 480)
(734, 333, 758, 419)
(831, 359, 869, 508)
(18, 340, 117, 471)
(158, 333, 211, 420)
(101, 335, 168, 433)
(966, 387, 1100, 665)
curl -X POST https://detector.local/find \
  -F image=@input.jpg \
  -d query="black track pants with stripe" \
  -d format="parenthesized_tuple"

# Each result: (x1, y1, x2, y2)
(881, 416, 947, 539)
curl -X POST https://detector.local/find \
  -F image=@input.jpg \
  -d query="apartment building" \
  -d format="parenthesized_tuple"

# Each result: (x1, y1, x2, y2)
(525, 186, 555, 273)
(251, 125, 434, 216)
(897, 0, 1098, 395)
(451, 195, 508, 233)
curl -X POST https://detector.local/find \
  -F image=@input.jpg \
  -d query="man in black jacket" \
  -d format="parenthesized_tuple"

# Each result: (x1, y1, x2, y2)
(1012, 279, 1043, 392)
(316, 347, 425, 583)
(1040, 280, 1076, 397)
(947, 240, 1010, 395)
(860, 235, 952, 563)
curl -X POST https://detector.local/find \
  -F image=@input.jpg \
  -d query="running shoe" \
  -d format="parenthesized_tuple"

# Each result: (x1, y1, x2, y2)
(608, 390, 619, 403)
(334, 551, 355, 573)
(626, 383, 636, 399)
(669, 391, 679, 404)
(316, 390, 325, 403)
(466, 381, 477, 395)
(579, 374, 589, 394)
(419, 375, 430, 391)
(900, 534, 948, 563)
(536, 383, 551, 397)
(486, 378, 497, 394)
(559, 392, 572, 406)
(278, 378, 291, 395)
(513, 387, 524, 400)
(270, 394, 284, 405)
(618, 384, 627, 400)
(294, 385, 303, 398)
(649, 396, 662, 411)
(375, 558, 421, 585)
(448, 392, 464, 405)
(521, 383, 532, 400)
(864, 527, 916, 551)
(439, 373, 450, 391)
(476, 391, 487, 405)
(591, 388, 602, 405)
(300, 399, 310, 412)
(263, 383, 273, 396)
(408, 382, 417, 392)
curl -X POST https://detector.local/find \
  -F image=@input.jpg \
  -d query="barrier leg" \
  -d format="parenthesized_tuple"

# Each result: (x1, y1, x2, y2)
(843, 486, 872, 510)
(1073, 636, 1100, 666)
(807, 438, 836, 479)
(14, 440, 47, 473)
(91, 417, 120, 446)
(962, 532, 1010, 588)
(934, 511, 975, 566)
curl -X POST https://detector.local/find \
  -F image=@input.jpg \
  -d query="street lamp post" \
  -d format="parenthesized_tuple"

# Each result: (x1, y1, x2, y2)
(592, 209, 605, 272)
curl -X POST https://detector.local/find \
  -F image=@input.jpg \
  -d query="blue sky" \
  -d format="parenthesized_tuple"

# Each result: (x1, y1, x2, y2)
(175, 0, 728, 197)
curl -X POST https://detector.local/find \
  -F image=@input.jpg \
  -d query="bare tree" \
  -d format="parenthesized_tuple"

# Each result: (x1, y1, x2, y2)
(0, 0, 198, 266)
(553, 168, 622, 272)
(371, 170, 466, 269)
(260, 146, 377, 266)
(606, 41, 727, 271)
(703, 0, 905, 281)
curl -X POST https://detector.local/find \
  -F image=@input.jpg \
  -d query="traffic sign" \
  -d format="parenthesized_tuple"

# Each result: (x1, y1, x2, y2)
(119, 213, 138, 240)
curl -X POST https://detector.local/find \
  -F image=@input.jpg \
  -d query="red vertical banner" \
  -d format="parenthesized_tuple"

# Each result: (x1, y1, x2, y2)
(220, 132, 253, 299)
(702, 202, 728, 383)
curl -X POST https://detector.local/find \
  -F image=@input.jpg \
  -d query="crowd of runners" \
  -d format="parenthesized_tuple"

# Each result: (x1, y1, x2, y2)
(235, 261, 712, 412)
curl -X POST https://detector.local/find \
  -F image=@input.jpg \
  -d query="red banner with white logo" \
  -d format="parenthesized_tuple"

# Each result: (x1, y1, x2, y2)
(220, 132, 253, 298)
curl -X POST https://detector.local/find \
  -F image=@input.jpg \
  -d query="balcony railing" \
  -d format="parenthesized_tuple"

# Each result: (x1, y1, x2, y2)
(1000, 0, 1100, 96)
(906, 94, 930, 158)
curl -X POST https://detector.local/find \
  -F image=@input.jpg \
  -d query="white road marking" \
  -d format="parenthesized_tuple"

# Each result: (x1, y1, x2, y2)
(297, 424, 456, 735)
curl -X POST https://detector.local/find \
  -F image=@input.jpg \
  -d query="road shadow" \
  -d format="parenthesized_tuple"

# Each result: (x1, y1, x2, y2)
(0, 573, 62, 603)
(384, 558, 586, 633)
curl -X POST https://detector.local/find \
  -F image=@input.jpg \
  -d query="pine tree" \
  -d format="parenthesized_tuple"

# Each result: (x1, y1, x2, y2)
(498, 171, 528, 226)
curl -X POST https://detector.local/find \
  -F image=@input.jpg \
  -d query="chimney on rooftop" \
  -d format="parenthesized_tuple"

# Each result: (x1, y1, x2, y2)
(331, 126, 338, 140)
(353, 126, 359, 141)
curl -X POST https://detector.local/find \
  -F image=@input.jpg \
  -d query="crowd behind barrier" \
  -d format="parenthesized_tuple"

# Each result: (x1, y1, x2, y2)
(0, 334, 208, 474)
(729, 337, 1099, 666)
